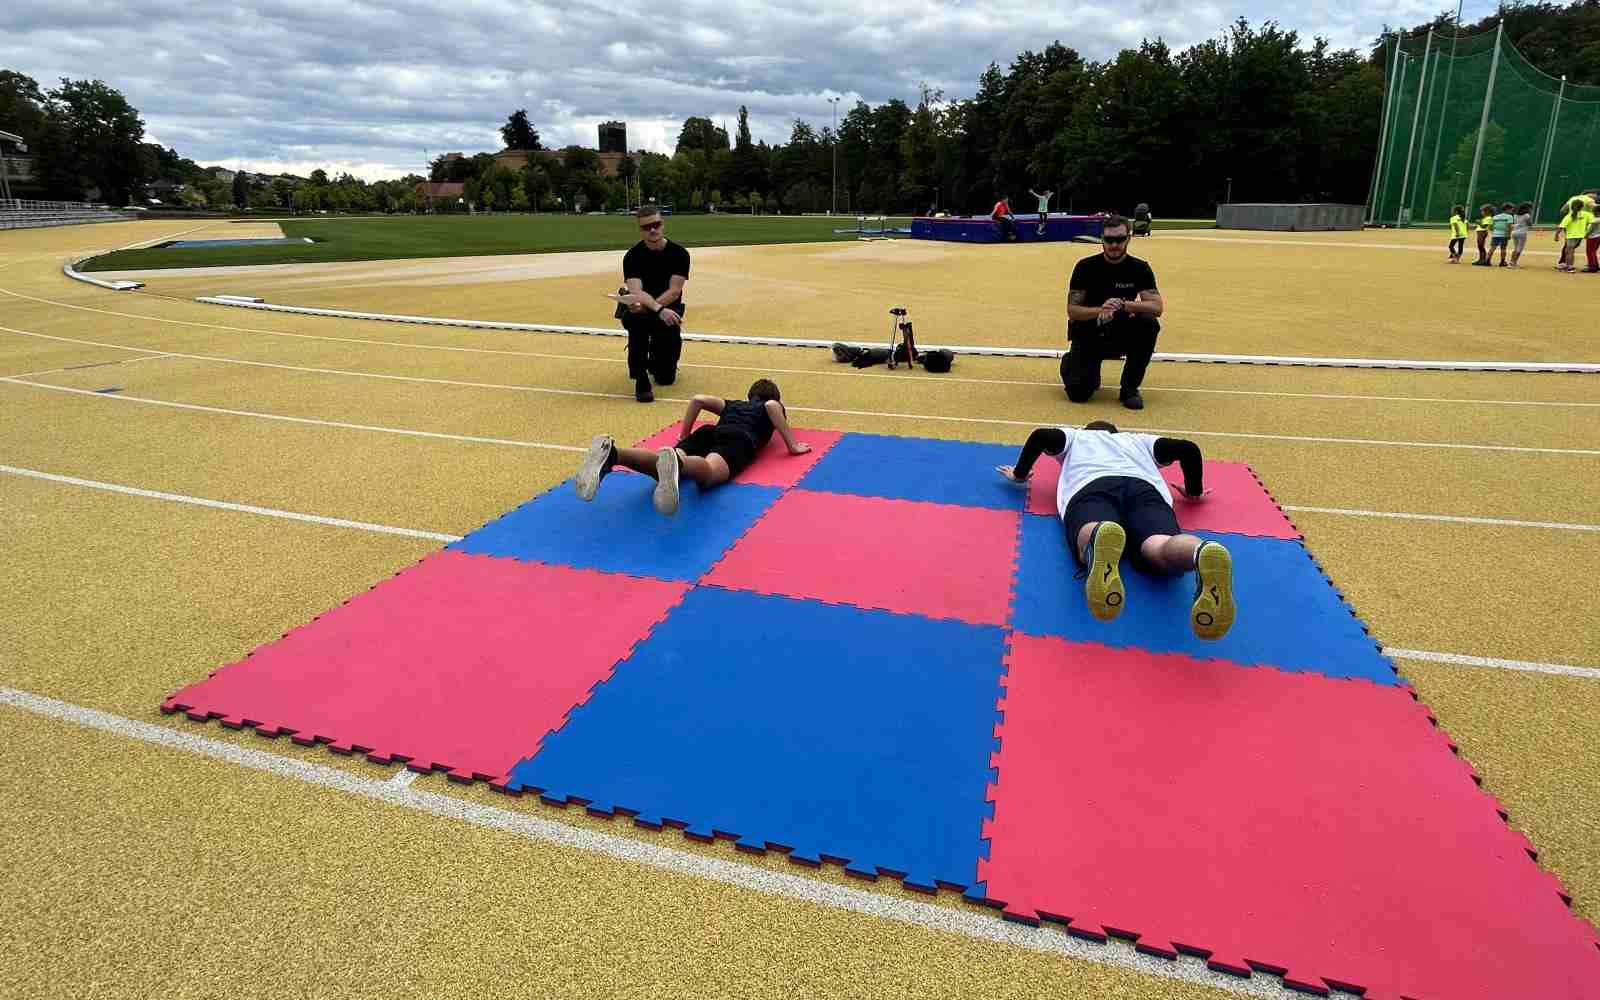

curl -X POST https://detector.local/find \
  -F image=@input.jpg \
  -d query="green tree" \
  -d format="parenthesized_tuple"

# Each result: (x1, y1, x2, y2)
(675, 117, 730, 155)
(500, 109, 542, 150)
(231, 170, 249, 208)
(35, 78, 149, 203)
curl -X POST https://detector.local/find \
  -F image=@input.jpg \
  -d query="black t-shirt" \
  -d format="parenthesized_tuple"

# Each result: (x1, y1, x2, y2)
(716, 399, 776, 449)
(1068, 252, 1157, 309)
(623, 239, 691, 305)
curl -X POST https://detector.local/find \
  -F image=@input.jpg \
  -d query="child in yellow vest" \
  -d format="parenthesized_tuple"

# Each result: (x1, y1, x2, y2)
(1471, 204, 1493, 266)
(1555, 197, 1595, 272)
(1447, 206, 1468, 263)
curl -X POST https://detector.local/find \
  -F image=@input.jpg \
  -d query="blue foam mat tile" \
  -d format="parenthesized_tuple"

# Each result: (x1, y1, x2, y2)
(448, 478, 781, 581)
(796, 432, 1024, 510)
(1011, 520, 1399, 684)
(504, 588, 1006, 891)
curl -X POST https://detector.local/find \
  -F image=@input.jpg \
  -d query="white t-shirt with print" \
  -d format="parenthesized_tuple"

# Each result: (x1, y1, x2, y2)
(1052, 428, 1173, 520)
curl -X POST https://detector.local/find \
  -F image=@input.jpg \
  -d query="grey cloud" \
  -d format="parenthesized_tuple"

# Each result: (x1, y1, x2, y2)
(2, 0, 1393, 179)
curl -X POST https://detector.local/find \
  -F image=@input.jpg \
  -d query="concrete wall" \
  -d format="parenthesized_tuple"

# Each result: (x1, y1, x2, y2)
(1215, 203, 1363, 231)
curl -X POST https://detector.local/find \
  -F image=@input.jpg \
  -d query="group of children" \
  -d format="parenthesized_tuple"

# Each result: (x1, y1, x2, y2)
(1448, 191, 1599, 271)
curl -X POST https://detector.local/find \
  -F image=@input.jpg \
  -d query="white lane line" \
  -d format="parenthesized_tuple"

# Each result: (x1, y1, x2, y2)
(196, 297, 1600, 373)
(1281, 505, 1600, 532)
(386, 769, 421, 788)
(2, 328, 1593, 459)
(0, 378, 589, 453)
(0, 684, 1287, 999)
(0, 465, 463, 542)
(4, 292, 1596, 409)
(1386, 649, 1600, 681)
(0, 353, 175, 381)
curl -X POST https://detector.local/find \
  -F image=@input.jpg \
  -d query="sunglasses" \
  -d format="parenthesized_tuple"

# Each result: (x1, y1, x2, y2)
(640, 220, 663, 232)
(1102, 234, 1130, 245)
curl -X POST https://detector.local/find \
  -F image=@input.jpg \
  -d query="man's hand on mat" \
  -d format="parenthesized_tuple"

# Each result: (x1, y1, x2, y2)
(995, 465, 1029, 485)
(788, 442, 813, 455)
(1176, 488, 1212, 502)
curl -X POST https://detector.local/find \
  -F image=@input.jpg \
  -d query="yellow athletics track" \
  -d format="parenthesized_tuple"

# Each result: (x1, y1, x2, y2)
(2, 219, 1597, 999)
(98, 220, 1597, 363)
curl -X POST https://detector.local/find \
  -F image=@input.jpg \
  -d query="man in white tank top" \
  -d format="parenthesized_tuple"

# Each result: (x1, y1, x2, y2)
(997, 420, 1236, 639)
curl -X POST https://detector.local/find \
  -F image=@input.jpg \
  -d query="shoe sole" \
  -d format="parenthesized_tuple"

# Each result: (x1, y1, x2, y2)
(1084, 522, 1126, 623)
(573, 435, 612, 501)
(1191, 543, 1236, 640)
(653, 448, 681, 515)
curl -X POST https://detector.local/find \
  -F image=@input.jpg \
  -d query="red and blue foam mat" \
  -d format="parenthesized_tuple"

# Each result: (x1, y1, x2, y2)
(161, 551, 689, 780)
(796, 432, 1024, 510)
(500, 587, 1007, 891)
(703, 489, 1021, 626)
(976, 635, 1600, 999)
(449, 478, 781, 581)
(1012, 517, 1396, 683)
(158, 427, 1598, 994)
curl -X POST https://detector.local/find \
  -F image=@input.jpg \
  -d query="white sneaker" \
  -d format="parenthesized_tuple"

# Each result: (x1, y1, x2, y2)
(653, 447, 681, 515)
(574, 435, 614, 501)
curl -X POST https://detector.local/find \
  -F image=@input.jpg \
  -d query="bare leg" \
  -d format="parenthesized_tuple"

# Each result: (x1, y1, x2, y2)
(613, 446, 662, 478)
(678, 452, 730, 487)
(1138, 533, 1205, 574)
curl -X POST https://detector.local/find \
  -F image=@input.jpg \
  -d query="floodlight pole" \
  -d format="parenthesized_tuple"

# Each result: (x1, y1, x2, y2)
(1532, 75, 1566, 225)
(828, 96, 841, 216)
(1463, 20, 1505, 215)
(1423, 1, 1464, 221)
(1368, 32, 1406, 224)
(1396, 28, 1435, 226)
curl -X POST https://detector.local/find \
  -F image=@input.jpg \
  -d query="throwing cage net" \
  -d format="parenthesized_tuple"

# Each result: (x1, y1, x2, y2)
(1367, 23, 1600, 227)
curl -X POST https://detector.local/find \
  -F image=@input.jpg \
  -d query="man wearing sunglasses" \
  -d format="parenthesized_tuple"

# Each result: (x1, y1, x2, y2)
(610, 204, 692, 402)
(1063, 215, 1163, 410)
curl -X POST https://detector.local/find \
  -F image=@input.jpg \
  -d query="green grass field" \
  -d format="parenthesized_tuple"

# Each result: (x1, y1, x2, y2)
(82, 214, 1218, 271)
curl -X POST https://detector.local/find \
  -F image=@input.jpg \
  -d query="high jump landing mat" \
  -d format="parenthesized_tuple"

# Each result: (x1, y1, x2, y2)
(911, 213, 1106, 243)
(161, 428, 1599, 999)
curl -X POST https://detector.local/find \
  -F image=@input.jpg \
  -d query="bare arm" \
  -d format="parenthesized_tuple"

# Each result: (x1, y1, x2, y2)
(1066, 288, 1103, 323)
(680, 395, 725, 439)
(656, 274, 686, 309)
(1125, 288, 1164, 318)
(766, 400, 811, 455)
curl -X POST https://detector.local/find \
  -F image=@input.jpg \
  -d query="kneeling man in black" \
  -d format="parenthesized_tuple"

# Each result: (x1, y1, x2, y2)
(996, 420, 1235, 640)
(1063, 215, 1163, 410)
(573, 379, 811, 516)
(609, 204, 691, 403)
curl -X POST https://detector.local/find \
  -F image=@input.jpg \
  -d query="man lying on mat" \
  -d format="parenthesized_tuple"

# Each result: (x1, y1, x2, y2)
(996, 421, 1236, 640)
(573, 379, 811, 516)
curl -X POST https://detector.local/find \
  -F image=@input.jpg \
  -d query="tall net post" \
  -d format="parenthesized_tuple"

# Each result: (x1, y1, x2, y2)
(1463, 21, 1506, 216)
(1368, 32, 1405, 224)
(1396, 28, 1435, 225)
(1532, 77, 1566, 225)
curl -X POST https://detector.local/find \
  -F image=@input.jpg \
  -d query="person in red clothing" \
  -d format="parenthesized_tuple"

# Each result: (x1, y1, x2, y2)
(991, 194, 1018, 242)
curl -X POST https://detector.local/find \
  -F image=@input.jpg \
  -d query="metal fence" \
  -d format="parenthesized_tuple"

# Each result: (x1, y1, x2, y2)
(1, 198, 116, 213)
(1215, 203, 1365, 231)
(0, 200, 132, 230)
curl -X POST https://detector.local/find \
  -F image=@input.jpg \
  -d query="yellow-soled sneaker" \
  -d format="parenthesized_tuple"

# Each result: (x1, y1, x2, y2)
(1191, 540, 1236, 640)
(1084, 522, 1126, 623)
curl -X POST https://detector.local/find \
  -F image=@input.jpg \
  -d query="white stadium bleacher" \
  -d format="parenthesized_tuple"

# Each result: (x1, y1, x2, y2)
(0, 199, 134, 230)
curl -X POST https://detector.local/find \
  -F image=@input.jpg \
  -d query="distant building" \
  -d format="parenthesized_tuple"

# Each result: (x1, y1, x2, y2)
(598, 121, 627, 154)
(206, 167, 237, 183)
(414, 181, 465, 211)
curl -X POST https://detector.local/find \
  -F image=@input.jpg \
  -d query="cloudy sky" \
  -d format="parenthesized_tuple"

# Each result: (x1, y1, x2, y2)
(4, 0, 1456, 180)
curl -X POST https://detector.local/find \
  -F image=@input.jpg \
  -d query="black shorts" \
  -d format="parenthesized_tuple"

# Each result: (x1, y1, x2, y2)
(1062, 476, 1180, 567)
(678, 425, 759, 477)
(1491, 236, 1508, 248)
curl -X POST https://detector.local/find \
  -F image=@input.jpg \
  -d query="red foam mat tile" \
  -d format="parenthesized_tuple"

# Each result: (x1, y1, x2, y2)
(1025, 458, 1299, 539)
(979, 635, 1600, 1000)
(162, 551, 689, 781)
(702, 489, 1020, 626)
(629, 422, 843, 488)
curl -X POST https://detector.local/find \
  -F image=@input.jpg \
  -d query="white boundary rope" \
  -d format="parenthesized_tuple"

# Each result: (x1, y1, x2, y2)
(193, 297, 1600, 373)
(64, 257, 142, 291)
